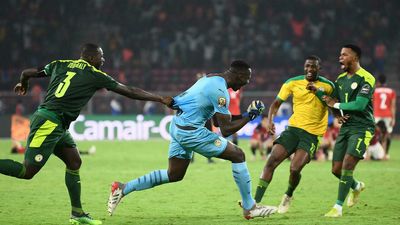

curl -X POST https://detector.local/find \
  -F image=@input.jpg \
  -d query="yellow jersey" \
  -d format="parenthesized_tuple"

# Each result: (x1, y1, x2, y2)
(277, 75, 334, 136)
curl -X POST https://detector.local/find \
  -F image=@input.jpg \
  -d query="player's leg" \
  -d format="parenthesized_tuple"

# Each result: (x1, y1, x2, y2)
(331, 128, 348, 179)
(384, 118, 393, 158)
(107, 127, 191, 215)
(254, 128, 297, 203)
(278, 129, 317, 214)
(286, 133, 317, 198)
(53, 141, 83, 214)
(53, 132, 102, 225)
(326, 128, 372, 217)
(249, 138, 259, 161)
(122, 154, 190, 195)
(278, 149, 309, 213)
(254, 144, 288, 203)
(0, 158, 41, 179)
(217, 142, 277, 218)
(0, 115, 60, 179)
(217, 142, 254, 210)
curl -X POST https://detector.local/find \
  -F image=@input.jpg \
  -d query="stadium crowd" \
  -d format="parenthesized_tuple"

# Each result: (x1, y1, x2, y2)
(0, 0, 399, 115)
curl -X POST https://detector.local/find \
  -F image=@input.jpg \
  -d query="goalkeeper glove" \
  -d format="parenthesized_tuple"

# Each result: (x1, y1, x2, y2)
(243, 100, 265, 121)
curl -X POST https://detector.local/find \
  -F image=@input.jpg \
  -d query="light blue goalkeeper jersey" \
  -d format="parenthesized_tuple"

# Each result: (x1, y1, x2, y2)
(172, 75, 231, 127)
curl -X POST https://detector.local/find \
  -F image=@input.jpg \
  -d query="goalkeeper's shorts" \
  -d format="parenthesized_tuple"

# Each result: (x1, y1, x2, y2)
(168, 120, 228, 159)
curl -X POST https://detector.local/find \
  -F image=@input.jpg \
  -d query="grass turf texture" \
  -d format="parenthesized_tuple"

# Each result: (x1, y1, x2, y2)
(1, 139, 399, 225)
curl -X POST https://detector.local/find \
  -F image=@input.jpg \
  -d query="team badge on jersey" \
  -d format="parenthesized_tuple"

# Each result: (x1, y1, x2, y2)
(214, 139, 222, 147)
(351, 82, 358, 89)
(218, 97, 226, 107)
(35, 154, 43, 162)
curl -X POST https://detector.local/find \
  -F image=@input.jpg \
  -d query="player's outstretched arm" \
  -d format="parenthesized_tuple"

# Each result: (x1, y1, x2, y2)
(215, 100, 265, 137)
(214, 113, 249, 137)
(14, 68, 47, 95)
(111, 83, 174, 107)
(323, 95, 369, 111)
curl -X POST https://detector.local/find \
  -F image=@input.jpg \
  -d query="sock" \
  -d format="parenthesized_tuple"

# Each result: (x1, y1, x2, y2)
(0, 159, 26, 178)
(337, 169, 354, 205)
(254, 179, 269, 203)
(232, 162, 255, 210)
(123, 169, 169, 195)
(250, 146, 257, 156)
(65, 169, 83, 214)
(285, 183, 295, 197)
(387, 138, 391, 154)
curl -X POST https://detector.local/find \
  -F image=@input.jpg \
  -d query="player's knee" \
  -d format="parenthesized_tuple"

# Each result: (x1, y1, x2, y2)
(331, 169, 341, 178)
(68, 158, 82, 170)
(168, 173, 184, 182)
(290, 165, 302, 175)
(231, 148, 245, 163)
(265, 156, 279, 170)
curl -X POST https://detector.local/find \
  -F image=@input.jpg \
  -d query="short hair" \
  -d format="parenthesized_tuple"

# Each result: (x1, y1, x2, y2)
(230, 60, 251, 73)
(81, 43, 100, 57)
(378, 74, 386, 84)
(306, 55, 322, 64)
(376, 120, 387, 133)
(343, 44, 362, 59)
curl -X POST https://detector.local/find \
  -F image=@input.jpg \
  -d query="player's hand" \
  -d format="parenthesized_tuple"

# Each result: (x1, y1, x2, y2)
(266, 120, 276, 135)
(322, 95, 337, 107)
(161, 96, 175, 109)
(244, 100, 265, 121)
(14, 82, 28, 96)
(337, 114, 350, 124)
(306, 82, 317, 93)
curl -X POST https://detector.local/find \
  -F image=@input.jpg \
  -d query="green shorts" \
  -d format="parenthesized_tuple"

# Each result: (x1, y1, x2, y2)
(24, 110, 76, 167)
(274, 126, 320, 158)
(333, 125, 374, 161)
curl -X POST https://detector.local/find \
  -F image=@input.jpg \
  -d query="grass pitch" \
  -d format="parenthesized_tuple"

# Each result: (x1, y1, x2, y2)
(0, 139, 399, 225)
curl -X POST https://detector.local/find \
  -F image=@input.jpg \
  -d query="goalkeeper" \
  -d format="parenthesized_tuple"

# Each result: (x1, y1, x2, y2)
(253, 56, 335, 214)
(108, 60, 278, 219)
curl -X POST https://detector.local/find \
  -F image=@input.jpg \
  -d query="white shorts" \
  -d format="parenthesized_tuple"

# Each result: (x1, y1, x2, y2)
(366, 143, 385, 160)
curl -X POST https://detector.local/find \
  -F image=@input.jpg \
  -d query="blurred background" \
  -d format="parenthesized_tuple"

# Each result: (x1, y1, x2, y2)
(0, 0, 399, 135)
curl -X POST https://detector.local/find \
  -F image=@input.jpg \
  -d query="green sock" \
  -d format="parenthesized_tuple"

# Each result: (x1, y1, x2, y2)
(285, 183, 295, 197)
(337, 169, 354, 205)
(254, 179, 270, 203)
(65, 169, 83, 214)
(0, 159, 26, 178)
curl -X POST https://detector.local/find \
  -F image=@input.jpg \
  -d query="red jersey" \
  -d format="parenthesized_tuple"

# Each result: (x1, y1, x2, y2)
(323, 126, 339, 140)
(251, 124, 269, 142)
(228, 88, 242, 115)
(373, 87, 396, 117)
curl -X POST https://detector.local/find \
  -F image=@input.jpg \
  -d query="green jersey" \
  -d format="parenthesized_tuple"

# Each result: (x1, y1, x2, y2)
(332, 67, 375, 128)
(40, 59, 118, 126)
